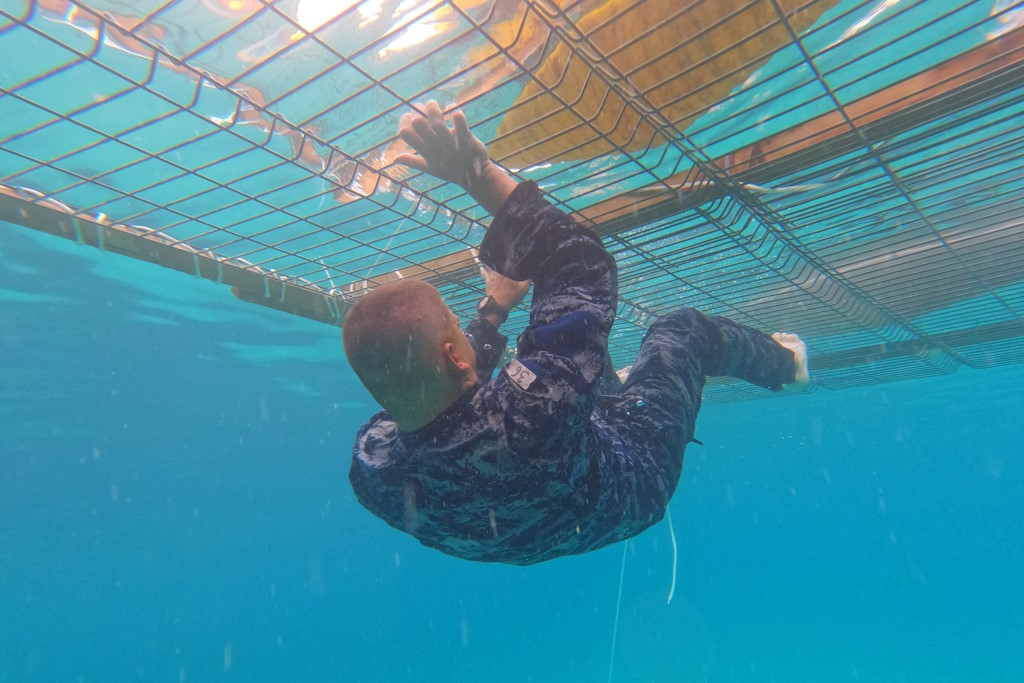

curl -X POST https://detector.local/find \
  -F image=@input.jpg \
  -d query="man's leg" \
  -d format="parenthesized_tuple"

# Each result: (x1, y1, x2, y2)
(619, 306, 798, 467)
(594, 308, 801, 541)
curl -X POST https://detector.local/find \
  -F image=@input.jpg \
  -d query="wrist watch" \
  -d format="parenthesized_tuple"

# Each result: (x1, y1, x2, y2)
(476, 294, 510, 324)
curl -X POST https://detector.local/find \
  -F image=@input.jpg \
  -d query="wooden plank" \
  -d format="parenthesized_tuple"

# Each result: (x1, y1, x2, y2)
(581, 25, 1024, 229)
(0, 186, 351, 326)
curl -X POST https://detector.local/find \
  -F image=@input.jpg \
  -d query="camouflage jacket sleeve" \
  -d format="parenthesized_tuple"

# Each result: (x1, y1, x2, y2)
(476, 180, 618, 457)
(464, 316, 507, 381)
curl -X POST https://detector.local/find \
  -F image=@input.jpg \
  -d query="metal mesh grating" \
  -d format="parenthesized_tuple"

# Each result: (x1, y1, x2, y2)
(2, 0, 1022, 402)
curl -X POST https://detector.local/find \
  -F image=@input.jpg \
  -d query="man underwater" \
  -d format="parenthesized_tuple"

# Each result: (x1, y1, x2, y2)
(344, 102, 809, 564)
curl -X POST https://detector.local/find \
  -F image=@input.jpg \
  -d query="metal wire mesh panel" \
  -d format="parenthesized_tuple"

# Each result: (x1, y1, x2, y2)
(2, 0, 1022, 402)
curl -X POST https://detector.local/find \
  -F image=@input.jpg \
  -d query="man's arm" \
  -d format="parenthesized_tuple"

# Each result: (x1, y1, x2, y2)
(395, 102, 617, 390)
(464, 266, 531, 380)
(478, 182, 617, 386)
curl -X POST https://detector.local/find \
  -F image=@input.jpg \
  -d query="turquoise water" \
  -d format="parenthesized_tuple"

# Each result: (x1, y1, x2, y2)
(3, 0, 1024, 679)
(2, 218, 1023, 682)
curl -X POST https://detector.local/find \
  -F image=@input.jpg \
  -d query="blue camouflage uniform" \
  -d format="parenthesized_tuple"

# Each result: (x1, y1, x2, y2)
(349, 182, 796, 564)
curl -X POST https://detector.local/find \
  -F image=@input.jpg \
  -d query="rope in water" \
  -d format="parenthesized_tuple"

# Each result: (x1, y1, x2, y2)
(606, 541, 629, 683)
(607, 504, 679, 682)
(666, 503, 678, 604)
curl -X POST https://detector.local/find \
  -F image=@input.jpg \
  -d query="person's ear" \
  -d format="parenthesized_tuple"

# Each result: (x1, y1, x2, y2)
(443, 342, 473, 375)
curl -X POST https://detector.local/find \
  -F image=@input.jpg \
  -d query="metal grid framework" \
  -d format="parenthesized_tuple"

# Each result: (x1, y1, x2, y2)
(1, 0, 1022, 402)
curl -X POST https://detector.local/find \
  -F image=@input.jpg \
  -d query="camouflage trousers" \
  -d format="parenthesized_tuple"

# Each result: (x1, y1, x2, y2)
(597, 307, 797, 500)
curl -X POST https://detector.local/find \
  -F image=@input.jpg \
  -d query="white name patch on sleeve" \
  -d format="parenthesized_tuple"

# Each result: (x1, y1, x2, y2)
(505, 359, 538, 390)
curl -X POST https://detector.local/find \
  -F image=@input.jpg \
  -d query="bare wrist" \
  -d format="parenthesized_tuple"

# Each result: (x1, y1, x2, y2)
(467, 162, 518, 216)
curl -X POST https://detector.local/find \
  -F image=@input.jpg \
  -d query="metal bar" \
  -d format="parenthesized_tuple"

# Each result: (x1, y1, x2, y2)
(337, 27, 1024, 290)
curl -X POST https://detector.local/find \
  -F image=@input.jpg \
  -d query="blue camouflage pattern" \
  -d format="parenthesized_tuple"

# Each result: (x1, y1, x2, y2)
(349, 182, 796, 564)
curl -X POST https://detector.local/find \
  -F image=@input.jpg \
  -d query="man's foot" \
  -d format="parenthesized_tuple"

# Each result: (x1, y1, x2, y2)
(772, 332, 810, 391)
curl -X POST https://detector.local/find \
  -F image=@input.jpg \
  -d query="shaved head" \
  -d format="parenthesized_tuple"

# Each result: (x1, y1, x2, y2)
(343, 279, 472, 426)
